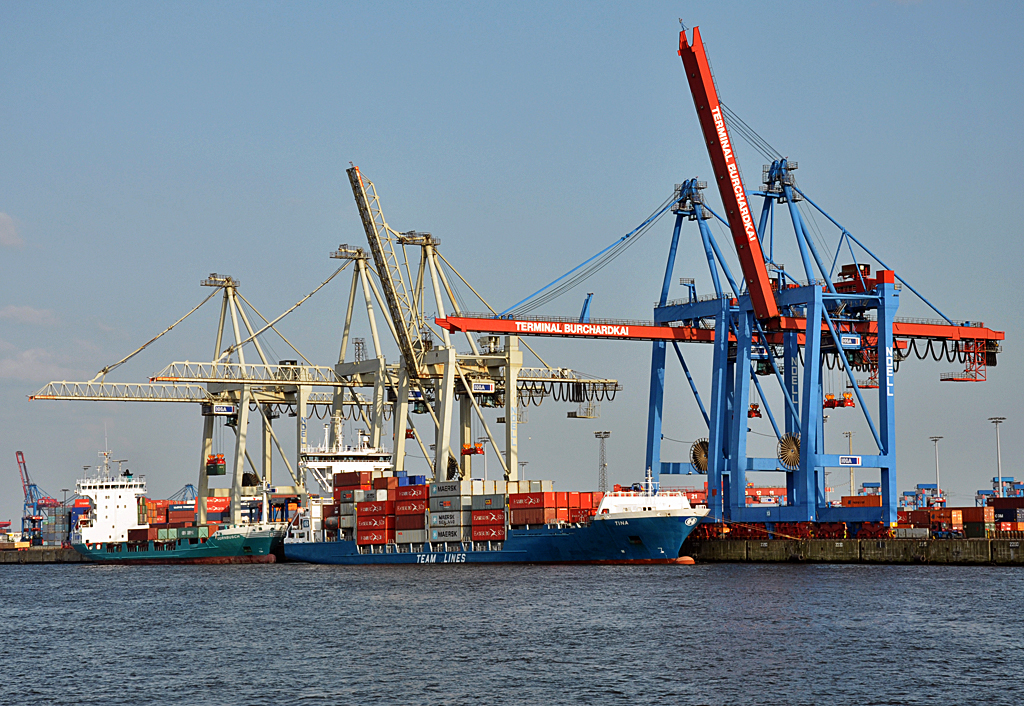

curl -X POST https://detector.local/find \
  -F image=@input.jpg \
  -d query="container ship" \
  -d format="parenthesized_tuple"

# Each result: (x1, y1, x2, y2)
(70, 462, 284, 564)
(284, 468, 708, 565)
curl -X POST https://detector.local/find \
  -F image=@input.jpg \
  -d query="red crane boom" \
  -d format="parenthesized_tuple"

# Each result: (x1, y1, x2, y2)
(678, 26, 778, 320)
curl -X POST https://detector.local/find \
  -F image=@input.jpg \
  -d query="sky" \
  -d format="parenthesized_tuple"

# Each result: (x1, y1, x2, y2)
(2, 1, 1022, 524)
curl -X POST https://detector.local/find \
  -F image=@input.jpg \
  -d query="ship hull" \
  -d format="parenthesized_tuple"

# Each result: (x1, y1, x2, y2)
(73, 526, 283, 565)
(284, 514, 700, 565)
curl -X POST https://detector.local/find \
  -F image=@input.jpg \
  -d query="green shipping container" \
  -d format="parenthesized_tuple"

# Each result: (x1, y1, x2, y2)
(157, 528, 168, 540)
(179, 527, 200, 538)
(964, 522, 995, 538)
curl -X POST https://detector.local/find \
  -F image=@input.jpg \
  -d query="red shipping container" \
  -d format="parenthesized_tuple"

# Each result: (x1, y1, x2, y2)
(555, 507, 569, 522)
(396, 485, 429, 500)
(395, 499, 428, 515)
(471, 509, 506, 525)
(579, 493, 593, 510)
(387, 488, 397, 502)
(568, 508, 592, 523)
(510, 508, 557, 525)
(396, 514, 425, 530)
(555, 492, 568, 508)
(897, 511, 909, 523)
(951, 506, 995, 524)
(322, 504, 338, 518)
(567, 491, 581, 509)
(147, 527, 160, 540)
(591, 492, 605, 508)
(337, 471, 373, 487)
(356, 529, 395, 545)
(989, 498, 1024, 509)
(999, 522, 1013, 531)
(196, 497, 230, 513)
(357, 515, 395, 530)
(373, 476, 399, 490)
(207, 522, 219, 534)
(472, 525, 506, 541)
(509, 492, 556, 509)
(357, 500, 395, 516)
(332, 487, 342, 501)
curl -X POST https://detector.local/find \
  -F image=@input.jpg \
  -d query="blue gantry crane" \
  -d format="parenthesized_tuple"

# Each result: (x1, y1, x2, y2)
(15, 451, 61, 544)
(436, 23, 1005, 535)
(646, 25, 1003, 529)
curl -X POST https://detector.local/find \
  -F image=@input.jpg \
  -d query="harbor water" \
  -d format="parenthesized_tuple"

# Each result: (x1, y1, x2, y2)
(1, 562, 1021, 705)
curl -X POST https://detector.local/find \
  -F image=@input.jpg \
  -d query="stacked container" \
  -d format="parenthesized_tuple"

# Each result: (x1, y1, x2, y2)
(950, 506, 995, 538)
(333, 471, 373, 540)
(508, 490, 605, 527)
(395, 483, 429, 543)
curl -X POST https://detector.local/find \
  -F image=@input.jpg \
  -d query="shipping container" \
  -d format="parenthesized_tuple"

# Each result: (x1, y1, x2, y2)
(396, 499, 429, 515)
(994, 507, 1024, 522)
(357, 515, 395, 531)
(127, 529, 149, 542)
(396, 514, 425, 530)
(336, 489, 356, 502)
(339, 515, 355, 529)
(337, 471, 373, 487)
(430, 527, 472, 542)
(373, 477, 399, 491)
(988, 497, 1024, 510)
(338, 503, 355, 515)
(895, 527, 930, 539)
(930, 508, 964, 525)
(356, 529, 395, 545)
(841, 495, 882, 507)
(357, 500, 395, 516)
(471, 525, 506, 541)
(429, 480, 484, 498)
(396, 529, 427, 543)
(396, 485, 429, 501)
(471, 494, 507, 511)
(964, 522, 994, 538)
(568, 508, 594, 523)
(949, 506, 995, 524)
(471, 509, 506, 525)
(511, 508, 557, 525)
(509, 492, 556, 509)
(429, 511, 473, 528)
(429, 496, 473, 512)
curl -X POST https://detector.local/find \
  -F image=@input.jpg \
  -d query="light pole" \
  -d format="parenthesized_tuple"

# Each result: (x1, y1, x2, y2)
(594, 431, 610, 493)
(989, 417, 1006, 497)
(478, 437, 489, 481)
(929, 437, 943, 497)
(843, 431, 854, 497)
(518, 461, 528, 481)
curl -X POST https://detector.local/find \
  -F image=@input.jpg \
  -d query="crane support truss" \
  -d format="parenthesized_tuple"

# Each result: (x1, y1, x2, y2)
(347, 166, 425, 379)
(30, 381, 213, 402)
(678, 26, 778, 320)
(151, 361, 345, 386)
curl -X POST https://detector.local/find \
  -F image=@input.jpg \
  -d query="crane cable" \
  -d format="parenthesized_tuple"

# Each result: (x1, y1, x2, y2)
(503, 193, 677, 317)
(88, 288, 219, 382)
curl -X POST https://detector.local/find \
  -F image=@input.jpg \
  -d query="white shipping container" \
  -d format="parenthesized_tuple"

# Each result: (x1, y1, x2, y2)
(429, 511, 473, 528)
(338, 503, 355, 515)
(429, 495, 473, 512)
(353, 490, 372, 503)
(397, 529, 427, 543)
(339, 515, 354, 528)
(374, 489, 389, 501)
(430, 527, 472, 542)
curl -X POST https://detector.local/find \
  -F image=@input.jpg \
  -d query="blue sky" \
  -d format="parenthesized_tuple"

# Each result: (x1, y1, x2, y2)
(2, 1, 1021, 522)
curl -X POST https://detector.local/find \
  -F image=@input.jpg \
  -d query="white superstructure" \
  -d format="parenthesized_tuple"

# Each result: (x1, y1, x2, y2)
(594, 470, 710, 521)
(300, 424, 391, 495)
(74, 450, 148, 544)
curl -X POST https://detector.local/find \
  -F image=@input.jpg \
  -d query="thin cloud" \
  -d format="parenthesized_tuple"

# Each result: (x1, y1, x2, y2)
(0, 305, 59, 326)
(0, 212, 23, 247)
(0, 348, 79, 382)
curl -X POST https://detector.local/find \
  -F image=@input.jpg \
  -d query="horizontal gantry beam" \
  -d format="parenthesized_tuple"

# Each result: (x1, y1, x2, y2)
(438, 313, 1004, 345)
